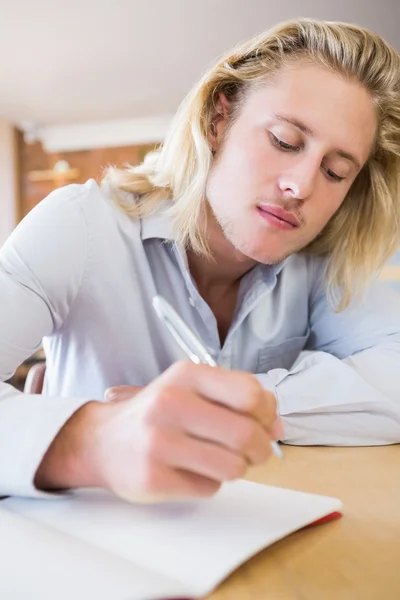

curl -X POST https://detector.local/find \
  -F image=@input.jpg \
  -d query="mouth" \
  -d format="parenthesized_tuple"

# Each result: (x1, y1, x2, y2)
(256, 205, 301, 230)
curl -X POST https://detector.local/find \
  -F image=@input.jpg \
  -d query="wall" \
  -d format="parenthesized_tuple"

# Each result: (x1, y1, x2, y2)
(18, 135, 157, 218)
(0, 121, 19, 245)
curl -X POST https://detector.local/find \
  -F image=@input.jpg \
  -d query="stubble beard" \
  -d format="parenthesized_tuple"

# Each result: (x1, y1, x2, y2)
(215, 209, 304, 266)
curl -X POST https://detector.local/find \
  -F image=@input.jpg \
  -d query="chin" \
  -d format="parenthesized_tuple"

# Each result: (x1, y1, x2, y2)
(230, 237, 289, 265)
(251, 250, 289, 265)
(232, 225, 313, 264)
(216, 212, 307, 265)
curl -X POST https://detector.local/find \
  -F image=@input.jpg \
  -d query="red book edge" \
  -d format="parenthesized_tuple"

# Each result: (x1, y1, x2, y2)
(303, 510, 343, 528)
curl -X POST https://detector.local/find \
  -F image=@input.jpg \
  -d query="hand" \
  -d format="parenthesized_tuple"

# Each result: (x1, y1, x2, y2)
(104, 385, 144, 402)
(35, 362, 282, 504)
(91, 361, 281, 503)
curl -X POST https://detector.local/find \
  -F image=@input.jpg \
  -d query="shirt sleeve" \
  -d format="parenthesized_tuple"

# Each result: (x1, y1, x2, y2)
(256, 256, 400, 446)
(0, 185, 92, 497)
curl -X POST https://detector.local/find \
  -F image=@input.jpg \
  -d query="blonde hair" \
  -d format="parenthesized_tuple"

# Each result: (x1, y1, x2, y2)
(103, 18, 400, 310)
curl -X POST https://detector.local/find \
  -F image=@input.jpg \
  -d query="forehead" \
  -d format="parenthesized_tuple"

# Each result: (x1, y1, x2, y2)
(241, 62, 378, 161)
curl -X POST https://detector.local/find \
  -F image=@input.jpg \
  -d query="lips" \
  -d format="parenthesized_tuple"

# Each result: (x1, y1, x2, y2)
(257, 204, 300, 228)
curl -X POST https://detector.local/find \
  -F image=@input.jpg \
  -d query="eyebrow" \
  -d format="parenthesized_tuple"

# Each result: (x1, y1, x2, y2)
(272, 113, 362, 170)
(335, 149, 362, 171)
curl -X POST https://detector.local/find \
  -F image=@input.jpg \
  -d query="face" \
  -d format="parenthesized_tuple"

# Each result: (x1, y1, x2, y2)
(205, 61, 378, 265)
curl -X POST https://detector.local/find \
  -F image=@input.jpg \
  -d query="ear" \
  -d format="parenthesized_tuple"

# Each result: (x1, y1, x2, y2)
(208, 92, 231, 153)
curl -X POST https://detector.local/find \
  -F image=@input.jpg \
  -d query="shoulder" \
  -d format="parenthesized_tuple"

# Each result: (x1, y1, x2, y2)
(0, 180, 113, 288)
(9, 179, 135, 245)
(29, 178, 115, 221)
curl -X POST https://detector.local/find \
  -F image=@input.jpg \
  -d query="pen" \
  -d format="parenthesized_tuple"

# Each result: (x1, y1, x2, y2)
(152, 294, 283, 460)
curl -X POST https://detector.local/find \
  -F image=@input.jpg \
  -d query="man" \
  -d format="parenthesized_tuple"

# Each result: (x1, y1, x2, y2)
(1, 19, 399, 503)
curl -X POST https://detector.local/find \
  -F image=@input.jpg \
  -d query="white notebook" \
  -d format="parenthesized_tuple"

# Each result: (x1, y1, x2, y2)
(0, 480, 342, 600)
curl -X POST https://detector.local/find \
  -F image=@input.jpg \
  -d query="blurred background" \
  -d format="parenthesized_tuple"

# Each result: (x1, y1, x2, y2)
(0, 0, 399, 387)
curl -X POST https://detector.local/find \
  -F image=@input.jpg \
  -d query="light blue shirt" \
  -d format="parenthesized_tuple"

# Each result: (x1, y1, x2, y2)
(1, 179, 400, 496)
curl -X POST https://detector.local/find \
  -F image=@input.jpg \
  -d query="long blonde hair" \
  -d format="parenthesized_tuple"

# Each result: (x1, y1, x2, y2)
(103, 18, 400, 310)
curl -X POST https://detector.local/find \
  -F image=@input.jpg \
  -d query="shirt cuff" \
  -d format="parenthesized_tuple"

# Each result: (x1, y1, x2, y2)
(0, 386, 90, 498)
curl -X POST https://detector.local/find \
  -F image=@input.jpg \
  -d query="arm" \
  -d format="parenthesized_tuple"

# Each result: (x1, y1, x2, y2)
(1, 185, 280, 502)
(0, 185, 91, 496)
(256, 256, 400, 446)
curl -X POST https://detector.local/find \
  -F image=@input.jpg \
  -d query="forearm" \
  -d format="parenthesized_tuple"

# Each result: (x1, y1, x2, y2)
(256, 349, 400, 446)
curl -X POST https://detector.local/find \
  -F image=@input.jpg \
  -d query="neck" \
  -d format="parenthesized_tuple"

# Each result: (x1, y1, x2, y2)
(187, 211, 257, 299)
(186, 210, 258, 346)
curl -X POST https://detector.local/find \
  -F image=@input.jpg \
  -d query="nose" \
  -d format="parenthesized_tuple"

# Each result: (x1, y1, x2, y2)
(277, 156, 319, 201)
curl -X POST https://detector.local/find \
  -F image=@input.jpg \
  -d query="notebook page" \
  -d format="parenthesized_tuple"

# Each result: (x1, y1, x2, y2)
(0, 504, 187, 600)
(4, 480, 342, 597)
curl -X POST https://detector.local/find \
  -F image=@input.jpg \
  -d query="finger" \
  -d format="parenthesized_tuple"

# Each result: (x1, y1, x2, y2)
(105, 385, 143, 402)
(145, 386, 272, 465)
(170, 469, 221, 498)
(120, 466, 221, 504)
(159, 362, 278, 429)
(146, 428, 248, 483)
(271, 417, 284, 440)
(147, 464, 222, 501)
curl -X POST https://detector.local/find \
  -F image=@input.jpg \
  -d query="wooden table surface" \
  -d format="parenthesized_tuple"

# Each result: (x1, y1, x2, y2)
(208, 445, 400, 600)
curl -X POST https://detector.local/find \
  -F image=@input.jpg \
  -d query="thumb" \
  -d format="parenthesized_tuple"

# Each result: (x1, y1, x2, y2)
(271, 417, 284, 441)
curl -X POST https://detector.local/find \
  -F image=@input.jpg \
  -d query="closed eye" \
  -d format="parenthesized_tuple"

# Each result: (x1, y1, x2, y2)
(270, 133, 346, 183)
(269, 133, 300, 152)
(323, 166, 345, 183)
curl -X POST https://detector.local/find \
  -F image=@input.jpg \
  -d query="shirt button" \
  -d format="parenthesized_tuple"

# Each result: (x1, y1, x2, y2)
(189, 297, 195, 307)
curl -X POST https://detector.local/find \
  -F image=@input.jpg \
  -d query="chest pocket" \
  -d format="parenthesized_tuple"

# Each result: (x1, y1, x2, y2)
(257, 331, 310, 373)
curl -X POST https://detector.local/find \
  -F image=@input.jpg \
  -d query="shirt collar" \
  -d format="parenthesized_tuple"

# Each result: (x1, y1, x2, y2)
(266, 258, 289, 278)
(140, 204, 175, 242)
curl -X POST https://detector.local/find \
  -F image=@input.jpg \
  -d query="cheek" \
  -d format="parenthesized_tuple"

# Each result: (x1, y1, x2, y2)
(309, 191, 347, 231)
(207, 153, 252, 207)
(216, 131, 273, 189)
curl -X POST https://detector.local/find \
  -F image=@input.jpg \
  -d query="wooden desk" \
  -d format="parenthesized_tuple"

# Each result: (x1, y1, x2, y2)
(208, 445, 400, 600)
